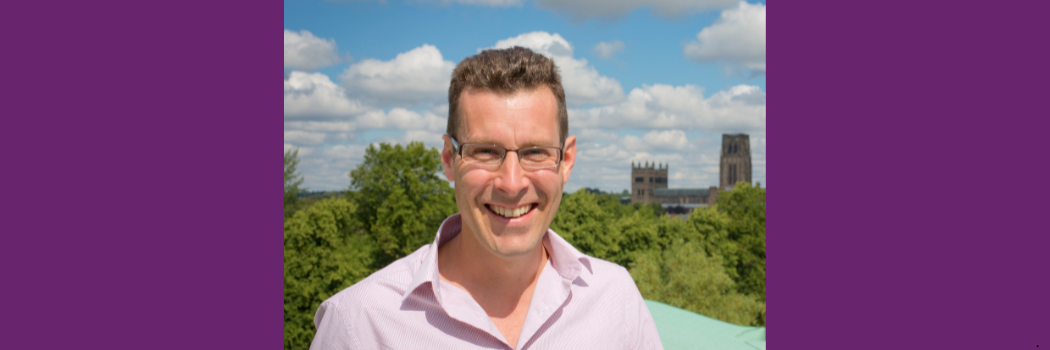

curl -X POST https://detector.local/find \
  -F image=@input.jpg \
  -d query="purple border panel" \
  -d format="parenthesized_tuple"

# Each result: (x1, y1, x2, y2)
(771, 0, 1049, 349)
(2, 0, 282, 348)
(6, 0, 1050, 348)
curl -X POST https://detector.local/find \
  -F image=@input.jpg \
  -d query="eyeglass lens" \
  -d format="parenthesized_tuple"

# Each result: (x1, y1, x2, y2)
(459, 144, 560, 168)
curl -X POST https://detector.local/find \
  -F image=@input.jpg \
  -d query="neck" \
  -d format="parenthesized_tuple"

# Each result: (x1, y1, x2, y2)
(438, 226, 548, 307)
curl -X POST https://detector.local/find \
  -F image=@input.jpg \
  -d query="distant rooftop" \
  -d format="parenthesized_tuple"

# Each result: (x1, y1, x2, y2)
(654, 188, 710, 197)
(660, 203, 708, 209)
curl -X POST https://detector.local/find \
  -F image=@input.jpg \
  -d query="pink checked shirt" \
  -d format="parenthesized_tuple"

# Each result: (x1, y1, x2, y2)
(310, 214, 664, 349)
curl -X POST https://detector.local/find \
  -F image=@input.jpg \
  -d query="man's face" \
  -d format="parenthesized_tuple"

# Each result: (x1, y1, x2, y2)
(441, 86, 577, 258)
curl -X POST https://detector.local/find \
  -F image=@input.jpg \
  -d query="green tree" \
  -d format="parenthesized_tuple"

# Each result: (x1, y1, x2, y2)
(550, 191, 624, 265)
(284, 197, 375, 350)
(614, 210, 662, 267)
(686, 207, 742, 281)
(347, 142, 457, 268)
(647, 200, 665, 217)
(629, 240, 765, 327)
(597, 191, 634, 220)
(285, 148, 306, 218)
(716, 182, 766, 301)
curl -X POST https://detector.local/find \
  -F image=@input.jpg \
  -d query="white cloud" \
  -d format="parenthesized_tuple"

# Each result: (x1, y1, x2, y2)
(683, 1, 766, 75)
(283, 121, 356, 133)
(720, 84, 766, 106)
(581, 144, 628, 159)
(401, 130, 446, 148)
(569, 84, 765, 131)
(296, 144, 368, 190)
(284, 130, 326, 145)
(321, 144, 367, 160)
(620, 135, 647, 152)
(429, 104, 449, 116)
(534, 0, 736, 20)
(284, 71, 368, 118)
(284, 29, 345, 71)
(368, 130, 446, 152)
(340, 44, 455, 107)
(283, 106, 445, 152)
(616, 130, 694, 153)
(488, 32, 625, 106)
(354, 108, 447, 132)
(575, 128, 619, 142)
(492, 32, 574, 56)
(643, 130, 689, 150)
(593, 40, 625, 59)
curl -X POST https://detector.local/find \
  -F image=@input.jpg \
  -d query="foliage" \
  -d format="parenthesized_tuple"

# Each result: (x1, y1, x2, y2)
(614, 210, 662, 267)
(550, 190, 623, 265)
(285, 148, 306, 218)
(630, 240, 766, 327)
(716, 182, 766, 301)
(550, 188, 766, 326)
(686, 207, 742, 281)
(647, 200, 665, 217)
(299, 190, 347, 208)
(347, 142, 457, 268)
(284, 197, 374, 350)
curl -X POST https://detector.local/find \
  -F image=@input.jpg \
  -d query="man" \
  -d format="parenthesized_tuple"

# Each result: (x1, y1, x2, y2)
(311, 47, 663, 350)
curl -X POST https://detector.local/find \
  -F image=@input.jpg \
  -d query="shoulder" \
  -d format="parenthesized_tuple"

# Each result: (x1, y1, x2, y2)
(544, 228, 637, 290)
(544, 227, 638, 292)
(572, 255, 662, 349)
(313, 244, 431, 330)
(580, 255, 635, 286)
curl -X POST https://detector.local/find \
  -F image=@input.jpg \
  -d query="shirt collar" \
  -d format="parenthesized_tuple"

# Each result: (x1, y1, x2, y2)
(400, 213, 593, 304)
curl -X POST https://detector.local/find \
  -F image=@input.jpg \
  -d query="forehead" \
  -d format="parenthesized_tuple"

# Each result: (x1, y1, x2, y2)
(457, 86, 560, 146)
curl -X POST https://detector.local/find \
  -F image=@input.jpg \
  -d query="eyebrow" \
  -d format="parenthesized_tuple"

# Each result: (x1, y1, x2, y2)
(461, 139, 560, 148)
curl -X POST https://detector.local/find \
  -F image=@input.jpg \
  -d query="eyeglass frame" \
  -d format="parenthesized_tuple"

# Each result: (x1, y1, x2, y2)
(448, 135, 565, 170)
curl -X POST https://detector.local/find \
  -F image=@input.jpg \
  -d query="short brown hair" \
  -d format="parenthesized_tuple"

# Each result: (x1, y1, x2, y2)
(447, 47, 568, 144)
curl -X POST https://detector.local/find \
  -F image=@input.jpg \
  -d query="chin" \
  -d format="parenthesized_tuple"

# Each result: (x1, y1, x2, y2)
(491, 235, 545, 257)
(472, 223, 541, 256)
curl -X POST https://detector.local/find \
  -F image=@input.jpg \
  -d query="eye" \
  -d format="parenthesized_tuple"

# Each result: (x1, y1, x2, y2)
(521, 148, 555, 161)
(467, 146, 503, 161)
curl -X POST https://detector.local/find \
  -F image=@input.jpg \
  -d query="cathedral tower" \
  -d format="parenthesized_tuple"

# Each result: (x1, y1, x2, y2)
(719, 134, 752, 189)
(630, 161, 668, 203)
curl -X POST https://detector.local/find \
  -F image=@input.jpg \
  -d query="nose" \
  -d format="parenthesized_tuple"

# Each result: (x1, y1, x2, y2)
(493, 151, 530, 195)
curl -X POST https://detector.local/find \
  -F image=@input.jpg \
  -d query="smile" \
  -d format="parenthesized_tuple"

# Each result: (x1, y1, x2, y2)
(485, 204, 535, 219)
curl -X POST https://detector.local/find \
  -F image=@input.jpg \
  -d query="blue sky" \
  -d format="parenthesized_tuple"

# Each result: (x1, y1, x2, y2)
(285, 0, 767, 192)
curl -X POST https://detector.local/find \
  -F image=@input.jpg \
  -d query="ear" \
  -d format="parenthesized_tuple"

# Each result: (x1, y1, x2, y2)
(560, 135, 577, 184)
(440, 134, 456, 182)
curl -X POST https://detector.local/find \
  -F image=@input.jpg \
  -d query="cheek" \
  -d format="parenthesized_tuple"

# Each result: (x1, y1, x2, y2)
(527, 173, 562, 198)
(456, 169, 493, 201)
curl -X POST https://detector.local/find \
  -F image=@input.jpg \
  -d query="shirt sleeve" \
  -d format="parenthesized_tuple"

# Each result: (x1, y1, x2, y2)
(623, 268, 664, 350)
(310, 301, 358, 350)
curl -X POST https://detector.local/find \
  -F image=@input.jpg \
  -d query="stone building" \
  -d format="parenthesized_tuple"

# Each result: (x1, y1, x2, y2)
(631, 133, 754, 213)
(720, 134, 751, 190)
(629, 161, 668, 203)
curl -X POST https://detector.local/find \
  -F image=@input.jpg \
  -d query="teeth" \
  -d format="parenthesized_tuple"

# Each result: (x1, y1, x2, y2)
(491, 205, 530, 218)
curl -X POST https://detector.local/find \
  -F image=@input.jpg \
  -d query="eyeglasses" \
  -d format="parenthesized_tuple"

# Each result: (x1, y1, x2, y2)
(450, 136, 564, 170)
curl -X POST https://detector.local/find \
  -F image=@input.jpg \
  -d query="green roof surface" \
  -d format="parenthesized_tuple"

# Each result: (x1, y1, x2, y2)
(644, 300, 766, 350)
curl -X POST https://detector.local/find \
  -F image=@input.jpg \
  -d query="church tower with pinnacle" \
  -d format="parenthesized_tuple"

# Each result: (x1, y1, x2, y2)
(719, 134, 752, 189)
(630, 161, 668, 203)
